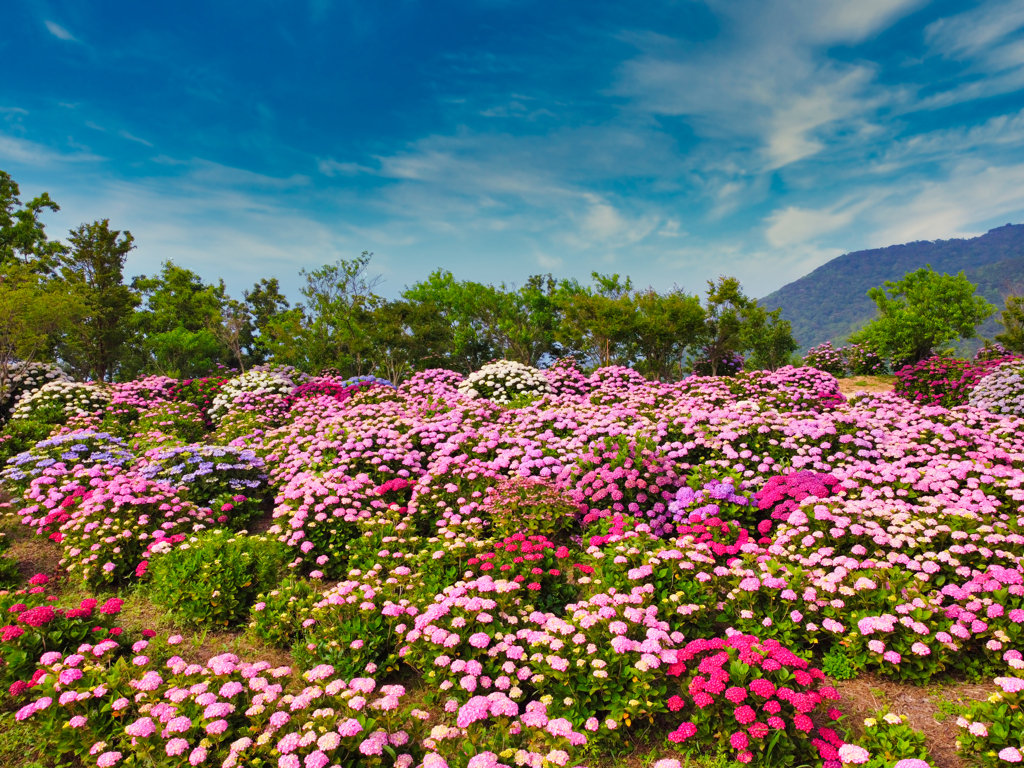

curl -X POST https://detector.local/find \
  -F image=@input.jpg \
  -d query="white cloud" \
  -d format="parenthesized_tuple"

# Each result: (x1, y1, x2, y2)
(0, 133, 104, 166)
(118, 130, 153, 147)
(765, 206, 856, 247)
(44, 21, 77, 42)
(318, 158, 375, 176)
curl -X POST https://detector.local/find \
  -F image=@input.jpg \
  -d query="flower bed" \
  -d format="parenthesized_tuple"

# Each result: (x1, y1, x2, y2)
(0, 362, 1023, 767)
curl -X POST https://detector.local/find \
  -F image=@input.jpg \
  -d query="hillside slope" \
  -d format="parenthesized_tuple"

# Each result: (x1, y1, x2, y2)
(761, 224, 1024, 350)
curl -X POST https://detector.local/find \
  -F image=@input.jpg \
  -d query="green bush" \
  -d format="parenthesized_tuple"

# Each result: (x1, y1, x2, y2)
(0, 419, 53, 468)
(246, 575, 319, 646)
(148, 529, 287, 627)
(856, 712, 931, 768)
(133, 401, 207, 444)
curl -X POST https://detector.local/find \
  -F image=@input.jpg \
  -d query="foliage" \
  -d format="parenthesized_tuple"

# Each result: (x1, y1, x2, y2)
(996, 294, 1024, 353)
(843, 343, 887, 375)
(456, 360, 552, 404)
(208, 368, 296, 422)
(138, 444, 268, 527)
(54, 220, 139, 382)
(0, 361, 69, 417)
(803, 342, 846, 377)
(0, 430, 134, 496)
(17, 635, 428, 768)
(968, 359, 1024, 416)
(167, 375, 229, 422)
(247, 575, 320, 646)
(127, 262, 232, 378)
(854, 712, 930, 768)
(131, 400, 207, 447)
(893, 355, 1016, 408)
(954, 653, 1024, 766)
(850, 265, 996, 365)
(0, 266, 82, 394)
(9, 381, 110, 425)
(147, 529, 287, 627)
(665, 634, 845, 767)
(0, 170, 66, 269)
(0, 586, 125, 693)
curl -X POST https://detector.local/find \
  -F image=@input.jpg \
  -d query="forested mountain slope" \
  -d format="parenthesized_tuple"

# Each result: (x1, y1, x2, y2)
(761, 224, 1024, 350)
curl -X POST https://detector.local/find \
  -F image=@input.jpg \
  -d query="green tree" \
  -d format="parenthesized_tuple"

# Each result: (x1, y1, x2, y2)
(632, 288, 705, 380)
(364, 298, 452, 383)
(849, 265, 996, 365)
(995, 294, 1024, 353)
(264, 253, 382, 375)
(127, 262, 230, 378)
(55, 220, 139, 381)
(742, 305, 799, 371)
(0, 265, 82, 389)
(558, 273, 636, 368)
(695, 277, 752, 376)
(402, 270, 496, 372)
(241, 278, 290, 366)
(0, 170, 66, 271)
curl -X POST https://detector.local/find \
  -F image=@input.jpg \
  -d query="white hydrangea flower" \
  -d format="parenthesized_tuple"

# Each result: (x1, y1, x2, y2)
(456, 360, 552, 404)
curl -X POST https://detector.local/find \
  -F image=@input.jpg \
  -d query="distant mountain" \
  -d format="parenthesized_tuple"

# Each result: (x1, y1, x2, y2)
(760, 224, 1024, 352)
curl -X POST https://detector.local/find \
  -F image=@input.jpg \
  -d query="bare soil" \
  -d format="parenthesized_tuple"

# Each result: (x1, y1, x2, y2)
(837, 375, 896, 395)
(834, 674, 996, 768)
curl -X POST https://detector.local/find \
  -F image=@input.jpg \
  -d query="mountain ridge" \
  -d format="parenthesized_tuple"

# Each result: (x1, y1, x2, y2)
(760, 224, 1024, 351)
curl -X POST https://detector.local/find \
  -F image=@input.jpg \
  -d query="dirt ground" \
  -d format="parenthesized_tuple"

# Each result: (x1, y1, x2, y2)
(837, 375, 896, 395)
(835, 674, 996, 768)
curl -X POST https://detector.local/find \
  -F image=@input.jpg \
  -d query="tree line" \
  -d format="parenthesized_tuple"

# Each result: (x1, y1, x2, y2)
(3, 168, 1021, 383)
(0, 170, 799, 382)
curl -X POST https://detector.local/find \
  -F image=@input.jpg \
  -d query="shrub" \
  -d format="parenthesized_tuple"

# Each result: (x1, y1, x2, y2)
(665, 633, 845, 767)
(294, 572, 407, 680)
(844, 343, 887, 375)
(457, 360, 552, 404)
(0, 430, 134, 497)
(55, 474, 216, 588)
(208, 370, 296, 422)
(0, 362, 70, 417)
(544, 357, 591, 396)
(246, 575, 320, 647)
(16, 636, 427, 768)
(691, 350, 745, 376)
(148, 529, 287, 627)
(9, 381, 110, 425)
(0, 586, 125, 693)
(894, 356, 988, 408)
(968, 359, 1024, 416)
(132, 401, 207, 445)
(0, 531, 19, 587)
(954, 652, 1024, 766)
(139, 444, 268, 527)
(463, 532, 580, 613)
(480, 476, 580, 540)
(754, 471, 841, 523)
(167, 375, 229, 422)
(659, 476, 755, 535)
(854, 712, 930, 768)
(975, 341, 1010, 361)
(0, 419, 55, 466)
(804, 342, 847, 377)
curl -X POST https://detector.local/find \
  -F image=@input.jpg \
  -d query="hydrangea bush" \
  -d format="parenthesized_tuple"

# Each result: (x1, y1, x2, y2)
(139, 444, 268, 527)
(969, 359, 1024, 416)
(10, 381, 110, 424)
(1, 362, 1024, 767)
(457, 361, 553, 404)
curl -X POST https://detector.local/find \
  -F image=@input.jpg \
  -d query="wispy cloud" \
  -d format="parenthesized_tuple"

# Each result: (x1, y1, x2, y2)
(118, 130, 153, 147)
(44, 21, 77, 42)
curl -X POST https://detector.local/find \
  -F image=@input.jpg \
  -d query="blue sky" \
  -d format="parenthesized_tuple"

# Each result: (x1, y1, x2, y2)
(4, 0, 1024, 301)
